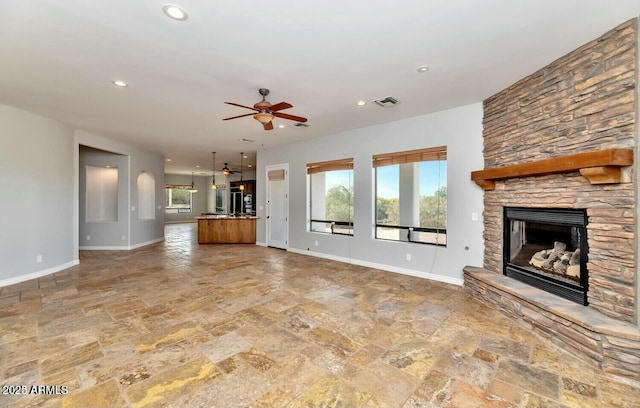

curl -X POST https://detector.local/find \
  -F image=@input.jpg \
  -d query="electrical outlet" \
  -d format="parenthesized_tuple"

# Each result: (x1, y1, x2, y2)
(121, 235, 126, 241)
(406, 253, 411, 261)
(472, 212, 479, 221)
(86, 235, 91, 241)
(36, 254, 42, 263)
(314, 240, 318, 247)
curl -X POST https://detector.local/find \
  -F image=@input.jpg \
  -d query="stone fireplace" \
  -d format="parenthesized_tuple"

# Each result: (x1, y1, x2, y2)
(464, 18, 640, 382)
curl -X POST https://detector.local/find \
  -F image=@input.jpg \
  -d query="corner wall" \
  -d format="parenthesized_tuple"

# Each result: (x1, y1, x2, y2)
(0, 104, 77, 284)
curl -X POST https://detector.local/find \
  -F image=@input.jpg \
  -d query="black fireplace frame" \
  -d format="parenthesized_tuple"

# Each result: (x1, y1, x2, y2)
(503, 207, 589, 305)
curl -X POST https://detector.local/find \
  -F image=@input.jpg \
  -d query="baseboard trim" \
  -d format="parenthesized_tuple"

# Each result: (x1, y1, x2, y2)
(80, 237, 164, 251)
(130, 237, 165, 249)
(287, 248, 463, 286)
(0, 260, 80, 288)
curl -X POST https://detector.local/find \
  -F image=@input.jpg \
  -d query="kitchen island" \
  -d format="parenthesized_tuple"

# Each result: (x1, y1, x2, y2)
(197, 216, 257, 244)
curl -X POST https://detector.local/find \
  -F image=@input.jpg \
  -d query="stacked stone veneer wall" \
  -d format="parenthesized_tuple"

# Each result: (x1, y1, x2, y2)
(481, 19, 637, 323)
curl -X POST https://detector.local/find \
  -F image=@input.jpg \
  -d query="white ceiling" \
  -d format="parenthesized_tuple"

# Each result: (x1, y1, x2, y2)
(1, 0, 638, 175)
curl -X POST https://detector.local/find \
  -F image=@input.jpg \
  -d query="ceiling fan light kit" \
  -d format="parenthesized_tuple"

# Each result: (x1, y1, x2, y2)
(253, 112, 274, 124)
(223, 88, 308, 131)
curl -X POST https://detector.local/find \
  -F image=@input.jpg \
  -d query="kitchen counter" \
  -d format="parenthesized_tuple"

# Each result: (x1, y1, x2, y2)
(196, 216, 257, 244)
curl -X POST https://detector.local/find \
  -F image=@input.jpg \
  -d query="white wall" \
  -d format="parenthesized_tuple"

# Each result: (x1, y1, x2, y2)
(0, 104, 77, 284)
(256, 103, 485, 284)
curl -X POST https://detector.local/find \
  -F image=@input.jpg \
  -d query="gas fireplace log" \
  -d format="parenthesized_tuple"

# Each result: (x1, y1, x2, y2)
(530, 242, 580, 277)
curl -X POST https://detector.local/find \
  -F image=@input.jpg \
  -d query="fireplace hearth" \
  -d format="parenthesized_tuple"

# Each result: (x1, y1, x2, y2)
(503, 207, 588, 305)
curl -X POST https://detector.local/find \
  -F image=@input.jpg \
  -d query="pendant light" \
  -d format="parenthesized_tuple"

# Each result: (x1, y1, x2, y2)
(189, 172, 198, 193)
(239, 152, 245, 191)
(211, 152, 217, 190)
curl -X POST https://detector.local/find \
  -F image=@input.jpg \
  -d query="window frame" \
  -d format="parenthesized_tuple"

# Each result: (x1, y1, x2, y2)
(165, 184, 194, 214)
(307, 158, 354, 236)
(373, 146, 447, 247)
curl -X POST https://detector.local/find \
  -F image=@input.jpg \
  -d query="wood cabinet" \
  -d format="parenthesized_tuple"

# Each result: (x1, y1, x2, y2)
(230, 180, 255, 196)
(197, 218, 256, 244)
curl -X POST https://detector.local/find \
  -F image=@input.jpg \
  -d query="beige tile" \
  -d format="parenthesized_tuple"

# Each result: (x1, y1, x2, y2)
(351, 360, 421, 407)
(41, 341, 103, 377)
(125, 357, 221, 408)
(0, 224, 629, 407)
(380, 339, 437, 379)
(431, 351, 496, 390)
(61, 379, 126, 408)
(134, 321, 202, 354)
(445, 380, 511, 408)
(412, 369, 455, 404)
(287, 374, 371, 408)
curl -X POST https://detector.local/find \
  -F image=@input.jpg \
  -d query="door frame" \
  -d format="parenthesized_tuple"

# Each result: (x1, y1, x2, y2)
(265, 163, 289, 249)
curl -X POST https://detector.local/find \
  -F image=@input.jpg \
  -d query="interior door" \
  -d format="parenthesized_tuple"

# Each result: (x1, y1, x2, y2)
(266, 165, 288, 249)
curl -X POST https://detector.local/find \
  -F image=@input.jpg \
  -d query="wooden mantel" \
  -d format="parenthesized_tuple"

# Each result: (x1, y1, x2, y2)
(471, 148, 634, 190)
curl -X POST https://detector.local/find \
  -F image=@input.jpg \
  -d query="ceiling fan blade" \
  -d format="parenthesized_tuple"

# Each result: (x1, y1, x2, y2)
(223, 113, 255, 121)
(274, 112, 308, 123)
(263, 121, 274, 131)
(225, 102, 259, 111)
(269, 102, 293, 112)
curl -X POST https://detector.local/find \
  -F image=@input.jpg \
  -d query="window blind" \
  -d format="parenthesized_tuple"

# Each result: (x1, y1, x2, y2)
(268, 169, 285, 180)
(372, 146, 446, 168)
(306, 158, 354, 174)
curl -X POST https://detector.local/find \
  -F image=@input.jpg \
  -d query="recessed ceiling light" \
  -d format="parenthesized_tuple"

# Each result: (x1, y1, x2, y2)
(112, 80, 129, 87)
(248, 164, 252, 168)
(162, 4, 188, 21)
(416, 65, 430, 73)
(166, 158, 172, 162)
(356, 100, 366, 106)
(278, 124, 285, 128)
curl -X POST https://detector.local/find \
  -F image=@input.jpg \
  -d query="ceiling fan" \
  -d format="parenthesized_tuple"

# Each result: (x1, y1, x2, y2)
(220, 163, 239, 175)
(223, 88, 308, 130)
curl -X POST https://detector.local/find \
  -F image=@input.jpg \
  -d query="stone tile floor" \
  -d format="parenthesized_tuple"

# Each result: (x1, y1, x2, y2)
(1, 223, 639, 407)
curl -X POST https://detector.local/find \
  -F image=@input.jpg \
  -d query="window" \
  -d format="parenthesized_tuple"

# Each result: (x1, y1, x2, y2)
(165, 184, 193, 214)
(307, 158, 354, 235)
(373, 146, 447, 246)
(215, 189, 226, 213)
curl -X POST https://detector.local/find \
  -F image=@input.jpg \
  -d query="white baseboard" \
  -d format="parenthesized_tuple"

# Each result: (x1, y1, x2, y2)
(130, 237, 164, 249)
(287, 248, 463, 286)
(0, 260, 80, 288)
(256, 241, 267, 247)
(80, 237, 164, 251)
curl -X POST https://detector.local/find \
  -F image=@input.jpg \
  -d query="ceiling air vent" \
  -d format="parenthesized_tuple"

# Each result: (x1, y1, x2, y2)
(373, 96, 399, 107)
(239, 138, 256, 143)
(293, 122, 310, 128)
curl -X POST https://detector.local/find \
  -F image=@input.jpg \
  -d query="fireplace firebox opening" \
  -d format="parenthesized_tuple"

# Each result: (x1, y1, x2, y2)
(503, 207, 588, 305)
